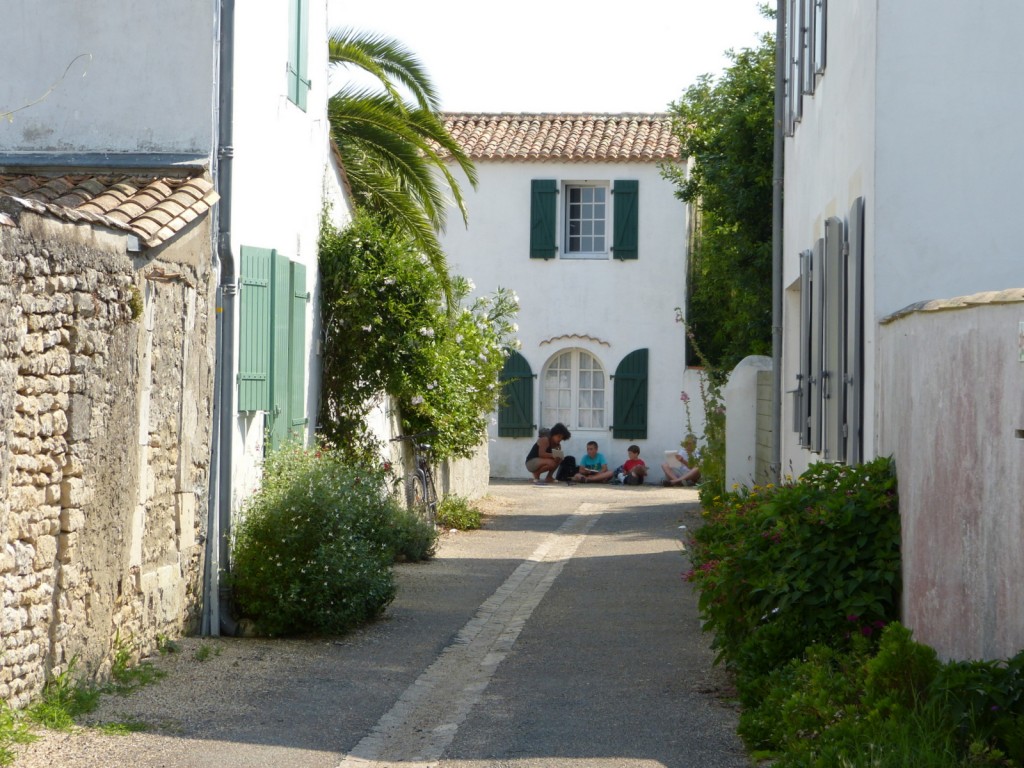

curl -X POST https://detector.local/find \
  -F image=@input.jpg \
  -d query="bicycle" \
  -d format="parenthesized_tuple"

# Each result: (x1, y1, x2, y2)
(389, 430, 439, 525)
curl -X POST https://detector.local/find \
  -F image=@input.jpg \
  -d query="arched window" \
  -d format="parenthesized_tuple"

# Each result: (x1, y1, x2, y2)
(541, 349, 606, 431)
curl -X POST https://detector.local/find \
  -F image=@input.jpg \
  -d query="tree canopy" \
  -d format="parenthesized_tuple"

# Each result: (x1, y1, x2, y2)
(327, 28, 477, 282)
(663, 30, 775, 371)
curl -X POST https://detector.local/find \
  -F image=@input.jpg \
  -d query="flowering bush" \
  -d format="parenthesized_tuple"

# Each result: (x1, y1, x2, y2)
(230, 442, 436, 636)
(319, 211, 519, 462)
(685, 456, 900, 689)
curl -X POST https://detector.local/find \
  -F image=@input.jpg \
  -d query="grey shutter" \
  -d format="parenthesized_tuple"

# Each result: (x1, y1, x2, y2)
(530, 180, 558, 259)
(846, 197, 865, 465)
(822, 216, 844, 461)
(810, 238, 824, 453)
(612, 180, 639, 260)
(795, 249, 813, 444)
(815, 0, 828, 75)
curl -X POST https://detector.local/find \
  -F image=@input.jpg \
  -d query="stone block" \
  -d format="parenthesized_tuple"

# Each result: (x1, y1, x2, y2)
(57, 533, 77, 563)
(59, 508, 84, 532)
(60, 477, 87, 507)
(33, 536, 57, 569)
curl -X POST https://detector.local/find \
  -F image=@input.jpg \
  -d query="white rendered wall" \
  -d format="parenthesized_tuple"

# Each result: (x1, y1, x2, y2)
(781, 1, 1024, 476)
(724, 355, 773, 488)
(228, 0, 349, 504)
(438, 160, 698, 478)
(780, 0, 878, 477)
(0, 0, 215, 154)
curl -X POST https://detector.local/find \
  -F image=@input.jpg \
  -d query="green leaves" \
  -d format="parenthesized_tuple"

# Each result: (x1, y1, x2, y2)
(663, 31, 775, 370)
(327, 28, 477, 287)
(685, 457, 901, 688)
(318, 211, 520, 463)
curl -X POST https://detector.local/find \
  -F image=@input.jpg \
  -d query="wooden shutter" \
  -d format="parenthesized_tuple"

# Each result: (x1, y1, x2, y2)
(810, 238, 824, 453)
(822, 216, 844, 461)
(498, 352, 534, 437)
(238, 246, 273, 412)
(268, 252, 293, 448)
(287, 0, 311, 110)
(846, 197, 865, 465)
(612, 180, 639, 260)
(796, 248, 813, 445)
(530, 180, 558, 259)
(288, 261, 309, 440)
(612, 348, 648, 439)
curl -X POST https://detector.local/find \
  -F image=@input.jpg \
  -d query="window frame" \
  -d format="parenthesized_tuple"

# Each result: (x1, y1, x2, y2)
(562, 182, 610, 259)
(541, 349, 608, 431)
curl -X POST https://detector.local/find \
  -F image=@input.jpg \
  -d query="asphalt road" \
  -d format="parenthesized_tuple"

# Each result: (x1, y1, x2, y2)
(13, 480, 750, 768)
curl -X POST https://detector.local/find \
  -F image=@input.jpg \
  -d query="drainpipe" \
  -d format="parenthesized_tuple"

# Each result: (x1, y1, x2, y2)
(770, 0, 786, 482)
(203, 0, 238, 637)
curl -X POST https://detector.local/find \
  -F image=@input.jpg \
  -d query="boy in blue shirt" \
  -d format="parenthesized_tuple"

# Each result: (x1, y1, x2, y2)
(573, 441, 614, 483)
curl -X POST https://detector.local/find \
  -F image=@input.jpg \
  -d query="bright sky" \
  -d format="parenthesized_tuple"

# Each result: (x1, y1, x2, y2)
(328, 0, 773, 113)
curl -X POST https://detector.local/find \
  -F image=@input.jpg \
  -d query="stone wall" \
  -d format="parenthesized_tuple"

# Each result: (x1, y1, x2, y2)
(0, 207, 215, 707)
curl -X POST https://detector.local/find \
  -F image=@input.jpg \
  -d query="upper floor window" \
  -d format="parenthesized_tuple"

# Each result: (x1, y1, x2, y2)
(530, 179, 638, 261)
(566, 185, 607, 255)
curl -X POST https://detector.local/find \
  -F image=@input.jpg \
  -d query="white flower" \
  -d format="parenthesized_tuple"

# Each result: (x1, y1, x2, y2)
(455, 334, 463, 343)
(411, 395, 424, 405)
(362, 325, 372, 332)
(466, 278, 475, 291)
(383, 277, 395, 285)
(418, 327, 435, 338)
(511, 323, 519, 333)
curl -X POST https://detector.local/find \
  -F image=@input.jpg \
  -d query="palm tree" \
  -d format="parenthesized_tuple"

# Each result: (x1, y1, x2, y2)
(327, 28, 477, 281)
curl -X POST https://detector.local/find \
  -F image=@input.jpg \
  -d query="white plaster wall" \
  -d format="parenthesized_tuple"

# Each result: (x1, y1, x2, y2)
(874, 5, 1024, 315)
(876, 295, 1024, 660)
(438, 160, 697, 478)
(0, 0, 215, 154)
(781, 1, 1024, 477)
(724, 355, 773, 489)
(229, 0, 350, 501)
(780, 0, 877, 476)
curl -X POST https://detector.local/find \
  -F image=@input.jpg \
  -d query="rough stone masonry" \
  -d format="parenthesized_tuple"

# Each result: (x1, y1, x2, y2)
(0, 206, 215, 708)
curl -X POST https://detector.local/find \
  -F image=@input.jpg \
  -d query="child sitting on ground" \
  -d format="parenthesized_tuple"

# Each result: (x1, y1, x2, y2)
(662, 434, 701, 486)
(620, 445, 649, 486)
(573, 440, 614, 483)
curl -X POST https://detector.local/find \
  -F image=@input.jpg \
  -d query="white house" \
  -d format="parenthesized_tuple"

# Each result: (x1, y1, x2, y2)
(779, 1, 1024, 659)
(435, 114, 701, 479)
(0, 0, 350, 689)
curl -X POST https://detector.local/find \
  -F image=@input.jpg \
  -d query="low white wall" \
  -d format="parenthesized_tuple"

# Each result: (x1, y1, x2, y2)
(724, 356, 773, 490)
(877, 289, 1024, 661)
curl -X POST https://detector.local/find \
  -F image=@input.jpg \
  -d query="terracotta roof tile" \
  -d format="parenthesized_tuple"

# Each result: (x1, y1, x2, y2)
(439, 113, 681, 163)
(0, 172, 219, 248)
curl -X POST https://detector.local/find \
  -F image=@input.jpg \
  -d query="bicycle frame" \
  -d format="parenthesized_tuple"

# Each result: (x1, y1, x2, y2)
(389, 431, 439, 525)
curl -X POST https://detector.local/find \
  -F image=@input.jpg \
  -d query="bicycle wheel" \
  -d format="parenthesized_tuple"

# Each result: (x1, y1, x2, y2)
(407, 470, 435, 525)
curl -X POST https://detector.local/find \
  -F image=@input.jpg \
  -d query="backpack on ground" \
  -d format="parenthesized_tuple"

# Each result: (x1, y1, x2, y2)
(555, 455, 578, 482)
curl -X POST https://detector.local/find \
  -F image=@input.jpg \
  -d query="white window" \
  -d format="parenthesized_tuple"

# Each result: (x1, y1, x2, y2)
(565, 185, 608, 257)
(542, 350, 606, 430)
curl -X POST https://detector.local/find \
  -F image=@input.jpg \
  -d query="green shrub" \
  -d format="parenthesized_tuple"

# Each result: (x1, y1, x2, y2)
(387, 505, 438, 561)
(686, 456, 900, 688)
(435, 495, 482, 530)
(231, 442, 435, 636)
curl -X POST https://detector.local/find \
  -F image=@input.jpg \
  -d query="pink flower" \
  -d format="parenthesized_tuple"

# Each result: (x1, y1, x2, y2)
(680, 391, 690, 403)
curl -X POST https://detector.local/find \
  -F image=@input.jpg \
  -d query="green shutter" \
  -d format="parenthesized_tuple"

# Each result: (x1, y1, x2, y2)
(268, 252, 292, 448)
(238, 246, 273, 411)
(530, 179, 558, 259)
(612, 180, 639, 260)
(612, 348, 648, 439)
(287, 0, 310, 110)
(288, 261, 309, 440)
(498, 351, 534, 437)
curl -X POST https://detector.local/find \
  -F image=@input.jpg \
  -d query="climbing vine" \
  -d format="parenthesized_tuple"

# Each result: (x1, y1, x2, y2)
(318, 210, 519, 463)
